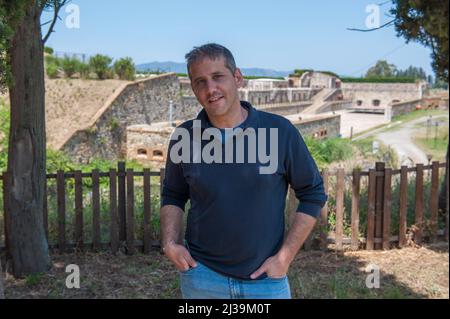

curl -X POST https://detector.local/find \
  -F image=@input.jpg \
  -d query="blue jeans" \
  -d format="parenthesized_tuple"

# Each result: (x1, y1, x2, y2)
(179, 261, 292, 299)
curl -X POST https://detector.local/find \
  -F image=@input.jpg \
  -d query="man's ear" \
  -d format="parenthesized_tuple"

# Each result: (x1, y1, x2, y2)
(234, 68, 244, 88)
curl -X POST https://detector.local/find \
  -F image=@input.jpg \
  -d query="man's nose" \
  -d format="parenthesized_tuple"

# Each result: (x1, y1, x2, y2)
(205, 79, 218, 94)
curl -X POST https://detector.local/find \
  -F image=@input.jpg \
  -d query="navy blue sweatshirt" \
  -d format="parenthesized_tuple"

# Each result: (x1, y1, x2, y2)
(161, 101, 327, 280)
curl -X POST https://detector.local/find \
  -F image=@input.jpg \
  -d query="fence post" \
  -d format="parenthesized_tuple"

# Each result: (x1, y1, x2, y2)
(109, 169, 119, 254)
(320, 169, 329, 250)
(92, 169, 101, 251)
(118, 162, 126, 242)
(382, 168, 392, 250)
(43, 176, 48, 240)
(335, 169, 345, 251)
(445, 160, 449, 242)
(2, 172, 10, 259)
(56, 170, 66, 254)
(143, 169, 152, 254)
(398, 166, 408, 248)
(374, 162, 385, 250)
(126, 169, 135, 255)
(74, 170, 83, 251)
(415, 164, 424, 245)
(367, 169, 376, 250)
(351, 169, 360, 250)
(430, 161, 439, 242)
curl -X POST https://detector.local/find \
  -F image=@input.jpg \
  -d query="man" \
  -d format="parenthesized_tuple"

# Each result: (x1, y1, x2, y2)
(160, 43, 327, 299)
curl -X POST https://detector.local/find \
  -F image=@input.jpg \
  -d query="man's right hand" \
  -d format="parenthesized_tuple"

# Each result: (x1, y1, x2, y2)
(163, 242, 198, 272)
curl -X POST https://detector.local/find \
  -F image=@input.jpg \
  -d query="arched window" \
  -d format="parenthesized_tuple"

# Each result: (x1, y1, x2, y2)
(372, 99, 381, 107)
(356, 100, 363, 106)
(152, 150, 164, 161)
(137, 149, 148, 159)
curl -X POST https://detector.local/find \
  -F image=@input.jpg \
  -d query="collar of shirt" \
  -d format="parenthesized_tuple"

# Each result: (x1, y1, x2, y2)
(195, 101, 259, 130)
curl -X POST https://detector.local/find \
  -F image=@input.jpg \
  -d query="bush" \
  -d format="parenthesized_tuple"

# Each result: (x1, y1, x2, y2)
(304, 137, 353, 168)
(46, 63, 59, 79)
(78, 62, 91, 79)
(61, 56, 82, 78)
(89, 54, 113, 80)
(45, 55, 60, 67)
(44, 46, 54, 55)
(114, 57, 136, 81)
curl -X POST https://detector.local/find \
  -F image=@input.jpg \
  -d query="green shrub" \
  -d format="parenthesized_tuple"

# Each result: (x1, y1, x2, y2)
(89, 54, 113, 80)
(114, 57, 136, 81)
(46, 63, 59, 79)
(44, 46, 54, 55)
(61, 56, 82, 78)
(304, 137, 353, 168)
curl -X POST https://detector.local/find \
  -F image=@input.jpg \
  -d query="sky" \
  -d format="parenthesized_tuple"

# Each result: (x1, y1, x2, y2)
(42, 0, 435, 77)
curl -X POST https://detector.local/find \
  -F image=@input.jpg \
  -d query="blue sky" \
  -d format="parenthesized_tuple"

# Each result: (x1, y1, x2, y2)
(42, 0, 435, 77)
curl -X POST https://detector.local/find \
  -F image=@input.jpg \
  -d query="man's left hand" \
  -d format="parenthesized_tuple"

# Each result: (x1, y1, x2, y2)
(250, 253, 291, 280)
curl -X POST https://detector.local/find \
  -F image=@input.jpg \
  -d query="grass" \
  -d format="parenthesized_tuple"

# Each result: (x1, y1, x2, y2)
(352, 109, 448, 139)
(413, 122, 449, 162)
(3, 243, 448, 299)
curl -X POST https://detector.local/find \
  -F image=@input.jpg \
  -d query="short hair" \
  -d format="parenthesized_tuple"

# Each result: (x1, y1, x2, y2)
(185, 43, 237, 77)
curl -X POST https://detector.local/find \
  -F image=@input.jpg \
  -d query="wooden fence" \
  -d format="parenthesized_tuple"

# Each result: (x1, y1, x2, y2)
(0, 161, 448, 255)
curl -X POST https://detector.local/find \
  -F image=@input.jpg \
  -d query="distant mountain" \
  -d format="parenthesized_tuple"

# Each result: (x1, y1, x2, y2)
(136, 61, 292, 78)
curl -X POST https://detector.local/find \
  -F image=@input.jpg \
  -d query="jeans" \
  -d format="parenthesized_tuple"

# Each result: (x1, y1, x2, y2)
(179, 261, 292, 299)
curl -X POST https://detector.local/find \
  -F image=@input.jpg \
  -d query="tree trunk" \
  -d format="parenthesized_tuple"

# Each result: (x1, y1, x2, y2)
(0, 260, 4, 299)
(6, 1, 51, 278)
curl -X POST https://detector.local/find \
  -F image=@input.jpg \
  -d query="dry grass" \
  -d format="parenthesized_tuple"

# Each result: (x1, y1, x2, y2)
(44, 78, 130, 149)
(3, 243, 448, 299)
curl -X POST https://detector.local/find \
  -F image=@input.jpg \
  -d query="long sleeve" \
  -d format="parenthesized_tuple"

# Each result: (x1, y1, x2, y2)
(285, 125, 328, 218)
(161, 134, 190, 211)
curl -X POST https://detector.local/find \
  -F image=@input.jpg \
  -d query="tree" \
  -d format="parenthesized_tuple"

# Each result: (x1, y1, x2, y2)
(391, 0, 449, 80)
(114, 57, 136, 81)
(0, 0, 68, 277)
(396, 66, 427, 80)
(366, 60, 398, 78)
(0, 261, 4, 298)
(348, 1, 448, 81)
(89, 54, 113, 80)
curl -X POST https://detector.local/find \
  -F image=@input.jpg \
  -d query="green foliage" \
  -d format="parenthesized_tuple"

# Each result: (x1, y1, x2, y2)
(44, 46, 54, 55)
(289, 69, 338, 78)
(61, 56, 82, 78)
(0, 0, 31, 92)
(0, 97, 9, 170)
(304, 137, 353, 168)
(46, 63, 59, 78)
(396, 65, 428, 80)
(89, 54, 113, 80)
(366, 60, 397, 78)
(391, 0, 449, 80)
(25, 272, 44, 286)
(107, 117, 120, 130)
(289, 69, 314, 77)
(114, 57, 135, 81)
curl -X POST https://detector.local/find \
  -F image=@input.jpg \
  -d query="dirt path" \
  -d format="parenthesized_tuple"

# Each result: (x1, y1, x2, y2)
(375, 115, 449, 166)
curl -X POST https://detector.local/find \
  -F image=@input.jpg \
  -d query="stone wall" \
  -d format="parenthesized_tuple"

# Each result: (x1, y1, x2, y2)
(390, 99, 426, 117)
(291, 114, 341, 138)
(239, 88, 316, 105)
(61, 73, 201, 162)
(342, 82, 425, 109)
(256, 102, 312, 116)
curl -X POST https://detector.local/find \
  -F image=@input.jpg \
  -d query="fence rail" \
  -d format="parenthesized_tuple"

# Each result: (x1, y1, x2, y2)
(0, 161, 448, 254)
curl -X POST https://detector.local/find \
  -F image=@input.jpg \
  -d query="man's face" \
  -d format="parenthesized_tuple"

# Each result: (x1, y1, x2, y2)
(189, 56, 244, 119)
